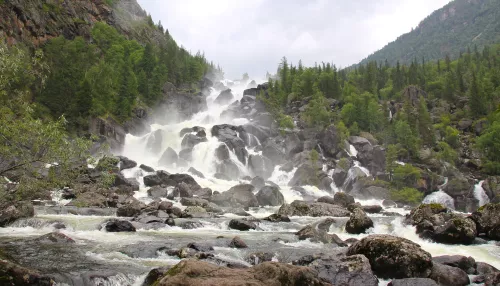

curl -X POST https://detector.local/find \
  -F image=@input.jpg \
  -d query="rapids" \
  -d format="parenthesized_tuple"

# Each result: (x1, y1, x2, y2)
(0, 80, 499, 286)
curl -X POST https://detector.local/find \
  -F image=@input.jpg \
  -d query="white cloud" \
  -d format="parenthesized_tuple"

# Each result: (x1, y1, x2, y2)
(138, 0, 451, 79)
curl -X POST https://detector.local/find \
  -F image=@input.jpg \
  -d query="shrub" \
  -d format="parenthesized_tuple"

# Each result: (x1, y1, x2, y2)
(391, 187, 424, 205)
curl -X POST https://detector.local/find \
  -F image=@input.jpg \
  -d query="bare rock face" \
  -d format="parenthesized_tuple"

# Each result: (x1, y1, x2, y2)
(347, 234, 433, 279)
(154, 259, 329, 286)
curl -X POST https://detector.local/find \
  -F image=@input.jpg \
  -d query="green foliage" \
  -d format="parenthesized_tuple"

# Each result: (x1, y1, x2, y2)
(477, 115, 500, 174)
(391, 187, 424, 205)
(341, 92, 384, 133)
(385, 144, 399, 180)
(337, 158, 350, 171)
(435, 141, 458, 165)
(392, 164, 421, 189)
(444, 126, 460, 148)
(302, 91, 332, 128)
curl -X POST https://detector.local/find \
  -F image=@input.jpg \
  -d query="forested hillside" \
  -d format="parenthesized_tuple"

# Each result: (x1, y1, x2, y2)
(264, 44, 500, 205)
(359, 0, 500, 66)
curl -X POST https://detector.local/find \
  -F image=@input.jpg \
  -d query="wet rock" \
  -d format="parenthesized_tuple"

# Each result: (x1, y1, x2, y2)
(187, 242, 214, 252)
(288, 163, 331, 191)
(310, 254, 378, 286)
(228, 219, 257, 231)
(262, 140, 286, 165)
(333, 192, 355, 207)
(352, 185, 391, 201)
(0, 202, 34, 227)
(0, 258, 54, 286)
(248, 154, 274, 180)
(432, 217, 477, 245)
(155, 259, 327, 286)
(470, 203, 500, 240)
(117, 197, 146, 217)
(158, 147, 178, 167)
(347, 234, 433, 279)
(429, 263, 469, 286)
(104, 219, 136, 232)
(144, 171, 169, 187)
(256, 186, 284, 206)
(180, 198, 222, 213)
(61, 188, 76, 200)
(317, 196, 335, 205)
(214, 89, 234, 105)
(216, 159, 240, 179)
(147, 186, 169, 198)
(296, 218, 346, 245)
(192, 187, 212, 200)
(215, 144, 230, 161)
(476, 262, 499, 275)
(345, 208, 374, 234)
(35, 232, 75, 244)
(210, 184, 258, 209)
(332, 168, 348, 187)
(187, 167, 204, 178)
(433, 255, 477, 275)
(263, 214, 291, 223)
(117, 156, 137, 171)
(278, 200, 351, 217)
(383, 199, 397, 208)
(245, 252, 274, 265)
(388, 278, 438, 286)
(344, 238, 359, 245)
(318, 125, 340, 157)
(251, 176, 265, 189)
(211, 125, 248, 164)
(140, 164, 155, 172)
(181, 134, 208, 150)
(363, 205, 383, 214)
(280, 162, 294, 172)
(229, 236, 248, 248)
(484, 272, 500, 286)
(142, 267, 171, 286)
(214, 173, 231, 181)
(404, 203, 448, 226)
(179, 221, 203, 229)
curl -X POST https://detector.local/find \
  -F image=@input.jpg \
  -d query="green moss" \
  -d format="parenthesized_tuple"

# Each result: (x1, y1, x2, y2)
(391, 187, 424, 205)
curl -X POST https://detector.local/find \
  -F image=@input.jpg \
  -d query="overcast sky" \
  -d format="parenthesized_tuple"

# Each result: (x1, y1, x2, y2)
(137, 0, 451, 79)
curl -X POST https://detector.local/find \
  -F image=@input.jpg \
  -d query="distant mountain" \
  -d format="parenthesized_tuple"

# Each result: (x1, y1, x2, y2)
(358, 0, 500, 66)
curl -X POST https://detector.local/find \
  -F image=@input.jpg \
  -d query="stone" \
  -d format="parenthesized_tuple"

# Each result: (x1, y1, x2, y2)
(432, 217, 477, 245)
(228, 219, 257, 231)
(215, 144, 230, 161)
(256, 186, 285, 206)
(35, 232, 75, 244)
(470, 203, 500, 240)
(433, 255, 477, 275)
(229, 236, 248, 248)
(140, 164, 155, 172)
(210, 184, 258, 209)
(214, 89, 234, 105)
(154, 259, 327, 286)
(251, 176, 265, 189)
(245, 252, 274, 265)
(333, 192, 355, 207)
(117, 156, 137, 171)
(429, 263, 470, 286)
(0, 202, 34, 227)
(296, 218, 346, 245)
(187, 167, 204, 178)
(263, 214, 291, 222)
(347, 234, 433, 279)
(104, 220, 136, 232)
(147, 186, 169, 198)
(278, 200, 351, 217)
(158, 147, 178, 167)
(345, 208, 374, 234)
(310, 254, 378, 286)
(362, 205, 383, 214)
(388, 278, 438, 286)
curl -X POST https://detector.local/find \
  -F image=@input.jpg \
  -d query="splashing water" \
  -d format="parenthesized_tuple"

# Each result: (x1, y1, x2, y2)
(474, 180, 490, 207)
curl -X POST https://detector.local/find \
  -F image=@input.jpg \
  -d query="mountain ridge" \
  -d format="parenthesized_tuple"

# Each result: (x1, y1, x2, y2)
(358, 0, 500, 66)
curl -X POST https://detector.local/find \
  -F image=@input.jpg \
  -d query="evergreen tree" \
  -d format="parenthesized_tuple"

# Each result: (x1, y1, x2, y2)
(469, 71, 486, 118)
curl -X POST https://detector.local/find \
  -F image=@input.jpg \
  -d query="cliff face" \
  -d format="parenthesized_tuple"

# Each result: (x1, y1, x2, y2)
(0, 0, 152, 47)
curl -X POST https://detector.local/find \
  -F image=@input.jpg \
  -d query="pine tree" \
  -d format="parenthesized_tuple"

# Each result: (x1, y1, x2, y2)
(417, 96, 434, 145)
(469, 71, 486, 118)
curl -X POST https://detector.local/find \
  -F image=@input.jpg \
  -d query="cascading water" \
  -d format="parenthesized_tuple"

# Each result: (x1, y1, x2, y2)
(422, 177, 455, 209)
(1, 79, 500, 286)
(474, 180, 490, 207)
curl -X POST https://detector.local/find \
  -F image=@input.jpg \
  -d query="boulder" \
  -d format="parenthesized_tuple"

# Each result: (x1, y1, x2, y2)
(117, 156, 137, 171)
(332, 168, 348, 187)
(250, 176, 265, 190)
(256, 186, 285, 206)
(35, 232, 75, 244)
(0, 258, 54, 286)
(318, 125, 340, 157)
(158, 147, 178, 167)
(140, 164, 155, 172)
(296, 218, 346, 245)
(216, 159, 240, 180)
(180, 198, 222, 213)
(429, 263, 470, 286)
(210, 184, 258, 209)
(245, 252, 274, 265)
(457, 118, 473, 131)
(0, 202, 34, 227)
(248, 154, 274, 180)
(142, 267, 171, 286)
(181, 134, 207, 149)
(187, 167, 204, 179)
(289, 163, 330, 191)
(363, 205, 383, 214)
(104, 219, 136, 232)
(154, 259, 327, 286)
(147, 186, 169, 198)
(211, 125, 248, 164)
(333, 192, 355, 207)
(156, 89, 208, 123)
(433, 255, 477, 275)
(263, 214, 291, 223)
(352, 186, 391, 201)
(347, 234, 433, 279)
(229, 236, 248, 248)
(117, 197, 146, 217)
(308, 254, 378, 286)
(470, 203, 500, 240)
(262, 140, 285, 165)
(214, 89, 234, 105)
(215, 144, 230, 161)
(432, 217, 477, 245)
(345, 208, 374, 234)
(388, 278, 438, 286)
(278, 200, 350, 217)
(228, 219, 256, 231)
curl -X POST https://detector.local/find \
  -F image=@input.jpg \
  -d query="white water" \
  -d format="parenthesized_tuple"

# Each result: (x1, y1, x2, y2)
(474, 180, 490, 207)
(422, 190, 455, 210)
(2, 79, 500, 285)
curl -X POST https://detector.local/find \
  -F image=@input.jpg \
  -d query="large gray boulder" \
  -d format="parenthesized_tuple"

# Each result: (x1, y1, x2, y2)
(388, 278, 438, 286)
(432, 217, 477, 245)
(433, 255, 477, 275)
(216, 159, 240, 180)
(211, 125, 248, 164)
(345, 208, 374, 234)
(248, 154, 274, 180)
(429, 263, 470, 286)
(295, 218, 346, 245)
(256, 186, 285, 206)
(214, 89, 234, 105)
(181, 134, 207, 149)
(309, 254, 378, 286)
(318, 125, 340, 157)
(158, 147, 178, 167)
(471, 203, 500, 240)
(210, 184, 258, 209)
(278, 200, 350, 217)
(347, 234, 433, 279)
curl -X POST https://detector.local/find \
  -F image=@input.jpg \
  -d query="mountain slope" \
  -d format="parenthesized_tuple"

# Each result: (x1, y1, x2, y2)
(359, 0, 500, 66)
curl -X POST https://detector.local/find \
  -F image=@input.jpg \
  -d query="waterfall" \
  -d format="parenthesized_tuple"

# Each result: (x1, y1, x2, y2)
(474, 180, 490, 207)
(422, 190, 455, 210)
(347, 144, 358, 157)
